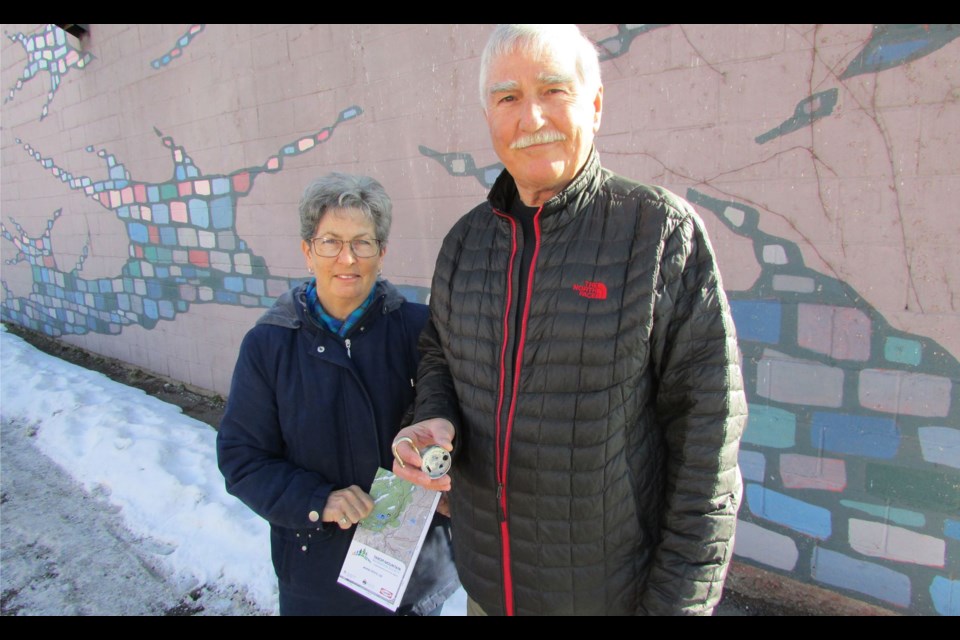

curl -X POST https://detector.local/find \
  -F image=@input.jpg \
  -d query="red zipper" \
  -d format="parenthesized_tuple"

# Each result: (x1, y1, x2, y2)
(492, 206, 542, 616)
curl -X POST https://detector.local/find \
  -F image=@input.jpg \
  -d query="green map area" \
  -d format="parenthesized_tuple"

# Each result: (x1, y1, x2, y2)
(360, 471, 417, 533)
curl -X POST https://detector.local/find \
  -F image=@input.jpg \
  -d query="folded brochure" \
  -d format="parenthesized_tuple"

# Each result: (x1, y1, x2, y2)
(337, 467, 441, 611)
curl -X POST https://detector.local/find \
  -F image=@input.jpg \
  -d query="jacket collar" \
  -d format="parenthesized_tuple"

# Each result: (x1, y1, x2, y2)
(487, 147, 603, 227)
(255, 278, 406, 330)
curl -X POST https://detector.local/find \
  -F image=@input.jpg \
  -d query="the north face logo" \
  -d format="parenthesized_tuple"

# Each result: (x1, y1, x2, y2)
(573, 280, 607, 300)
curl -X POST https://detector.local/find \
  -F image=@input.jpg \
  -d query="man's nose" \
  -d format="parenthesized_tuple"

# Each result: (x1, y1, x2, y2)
(519, 99, 546, 131)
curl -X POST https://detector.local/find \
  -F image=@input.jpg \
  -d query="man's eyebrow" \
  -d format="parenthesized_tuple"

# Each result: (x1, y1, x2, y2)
(539, 72, 575, 85)
(488, 80, 519, 95)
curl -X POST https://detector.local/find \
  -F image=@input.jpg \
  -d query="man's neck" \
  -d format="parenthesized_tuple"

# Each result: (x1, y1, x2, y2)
(516, 186, 561, 208)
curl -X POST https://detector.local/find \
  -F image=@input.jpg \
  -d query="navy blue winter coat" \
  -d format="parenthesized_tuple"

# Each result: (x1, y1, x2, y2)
(217, 279, 459, 615)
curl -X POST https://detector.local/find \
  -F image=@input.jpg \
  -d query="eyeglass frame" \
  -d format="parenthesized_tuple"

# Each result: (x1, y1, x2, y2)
(308, 236, 383, 258)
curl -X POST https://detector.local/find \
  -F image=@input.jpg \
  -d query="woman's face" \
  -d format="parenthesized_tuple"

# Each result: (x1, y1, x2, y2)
(301, 207, 385, 320)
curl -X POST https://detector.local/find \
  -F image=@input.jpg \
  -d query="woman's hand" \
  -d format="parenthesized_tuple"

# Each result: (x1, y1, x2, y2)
(437, 492, 451, 517)
(391, 418, 455, 492)
(322, 485, 375, 529)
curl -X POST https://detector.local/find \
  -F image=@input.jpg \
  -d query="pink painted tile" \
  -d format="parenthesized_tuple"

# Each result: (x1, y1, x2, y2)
(780, 453, 847, 491)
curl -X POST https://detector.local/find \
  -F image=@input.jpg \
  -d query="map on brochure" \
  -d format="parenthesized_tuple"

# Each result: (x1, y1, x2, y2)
(337, 468, 441, 611)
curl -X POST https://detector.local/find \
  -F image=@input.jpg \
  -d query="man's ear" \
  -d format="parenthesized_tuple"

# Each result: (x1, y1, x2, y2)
(592, 84, 604, 133)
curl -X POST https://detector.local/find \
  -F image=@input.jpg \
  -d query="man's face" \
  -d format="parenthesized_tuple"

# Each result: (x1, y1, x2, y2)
(484, 44, 603, 206)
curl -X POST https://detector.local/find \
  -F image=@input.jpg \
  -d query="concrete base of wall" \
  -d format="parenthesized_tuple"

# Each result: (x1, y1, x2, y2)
(726, 561, 901, 616)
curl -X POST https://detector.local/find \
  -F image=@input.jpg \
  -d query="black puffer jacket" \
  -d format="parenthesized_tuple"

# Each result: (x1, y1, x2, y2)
(415, 149, 746, 616)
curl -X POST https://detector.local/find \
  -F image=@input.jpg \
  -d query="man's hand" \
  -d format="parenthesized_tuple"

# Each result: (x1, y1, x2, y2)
(322, 485, 375, 529)
(391, 418, 455, 491)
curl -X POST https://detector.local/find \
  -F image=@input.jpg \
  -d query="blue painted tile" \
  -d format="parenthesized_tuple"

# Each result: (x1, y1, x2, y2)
(810, 411, 900, 459)
(929, 576, 960, 616)
(730, 300, 781, 344)
(812, 547, 910, 608)
(188, 198, 209, 228)
(128, 222, 148, 244)
(944, 519, 960, 541)
(160, 227, 178, 246)
(210, 196, 233, 229)
(739, 450, 766, 483)
(212, 178, 231, 195)
(745, 484, 831, 539)
(918, 427, 960, 469)
(152, 204, 169, 224)
(158, 299, 175, 319)
(143, 298, 158, 320)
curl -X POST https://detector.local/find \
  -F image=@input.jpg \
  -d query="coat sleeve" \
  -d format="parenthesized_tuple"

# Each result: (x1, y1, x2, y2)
(216, 327, 334, 530)
(412, 219, 467, 433)
(641, 208, 747, 616)
(412, 316, 462, 431)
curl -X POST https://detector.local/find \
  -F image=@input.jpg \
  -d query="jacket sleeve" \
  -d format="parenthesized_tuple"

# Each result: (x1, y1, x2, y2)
(216, 327, 334, 530)
(641, 209, 747, 616)
(412, 220, 467, 433)
(412, 316, 462, 431)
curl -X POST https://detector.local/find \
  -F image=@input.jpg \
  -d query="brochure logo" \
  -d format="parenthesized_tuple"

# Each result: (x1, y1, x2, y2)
(352, 548, 371, 562)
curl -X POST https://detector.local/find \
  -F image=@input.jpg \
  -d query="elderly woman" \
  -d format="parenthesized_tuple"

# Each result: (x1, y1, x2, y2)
(217, 173, 458, 616)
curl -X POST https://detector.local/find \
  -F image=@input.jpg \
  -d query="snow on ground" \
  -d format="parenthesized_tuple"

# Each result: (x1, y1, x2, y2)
(0, 325, 466, 616)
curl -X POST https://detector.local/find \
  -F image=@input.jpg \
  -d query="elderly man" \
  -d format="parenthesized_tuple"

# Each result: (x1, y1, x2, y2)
(393, 24, 746, 616)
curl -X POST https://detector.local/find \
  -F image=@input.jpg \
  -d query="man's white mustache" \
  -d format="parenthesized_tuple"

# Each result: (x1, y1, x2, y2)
(510, 131, 567, 149)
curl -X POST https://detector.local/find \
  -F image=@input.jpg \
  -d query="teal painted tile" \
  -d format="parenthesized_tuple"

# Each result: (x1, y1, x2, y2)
(742, 404, 796, 448)
(884, 336, 922, 366)
(839, 500, 925, 528)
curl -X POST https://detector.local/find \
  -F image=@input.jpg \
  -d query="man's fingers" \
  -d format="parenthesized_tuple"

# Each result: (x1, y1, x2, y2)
(391, 436, 422, 468)
(392, 459, 452, 492)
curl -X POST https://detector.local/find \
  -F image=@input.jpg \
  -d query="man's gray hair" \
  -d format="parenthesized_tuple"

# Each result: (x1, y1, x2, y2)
(478, 24, 602, 108)
(299, 172, 392, 243)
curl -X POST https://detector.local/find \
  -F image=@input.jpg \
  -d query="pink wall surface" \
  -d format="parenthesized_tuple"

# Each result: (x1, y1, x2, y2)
(2, 24, 958, 615)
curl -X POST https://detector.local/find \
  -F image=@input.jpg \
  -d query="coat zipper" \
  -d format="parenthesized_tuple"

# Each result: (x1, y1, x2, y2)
(492, 205, 542, 616)
(345, 338, 352, 359)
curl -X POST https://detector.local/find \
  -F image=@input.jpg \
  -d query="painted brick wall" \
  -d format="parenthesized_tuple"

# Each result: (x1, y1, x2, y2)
(2, 24, 957, 615)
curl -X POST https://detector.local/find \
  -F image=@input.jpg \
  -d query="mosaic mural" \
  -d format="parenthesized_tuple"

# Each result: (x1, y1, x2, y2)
(595, 24, 668, 61)
(418, 145, 503, 190)
(688, 189, 959, 616)
(841, 24, 959, 79)
(2, 23, 957, 615)
(757, 24, 959, 145)
(151, 24, 205, 70)
(3, 24, 93, 121)
(1, 106, 362, 336)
